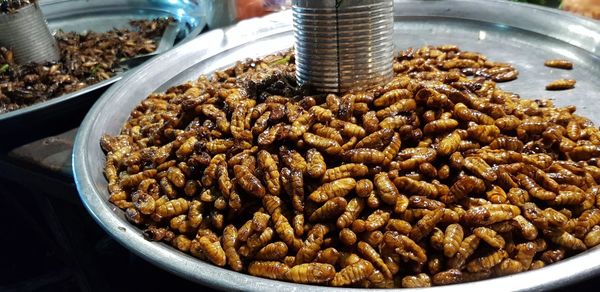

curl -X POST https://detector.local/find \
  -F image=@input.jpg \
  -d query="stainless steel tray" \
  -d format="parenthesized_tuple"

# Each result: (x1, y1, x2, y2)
(74, 1, 600, 291)
(0, 0, 205, 134)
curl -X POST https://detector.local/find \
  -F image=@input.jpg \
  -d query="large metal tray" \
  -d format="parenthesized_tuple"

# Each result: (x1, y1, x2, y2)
(74, 1, 600, 291)
(0, 0, 205, 134)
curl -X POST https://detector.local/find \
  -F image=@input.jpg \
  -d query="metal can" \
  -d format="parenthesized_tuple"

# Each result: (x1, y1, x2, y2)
(292, 0, 394, 93)
(0, 2, 60, 64)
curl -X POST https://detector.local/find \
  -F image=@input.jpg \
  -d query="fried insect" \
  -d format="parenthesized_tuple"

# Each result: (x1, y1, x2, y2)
(295, 228, 324, 264)
(424, 118, 459, 135)
(337, 197, 366, 229)
(340, 228, 358, 246)
(463, 156, 497, 181)
(463, 204, 520, 226)
(309, 197, 348, 222)
(332, 259, 374, 287)
(198, 236, 226, 266)
(374, 173, 399, 205)
(466, 250, 508, 273)
(306, 149, 327, 178)
(303, 132, 343, 155)
(544, 59, 573, 70)
(343, 148, 385, 164)
(394, 177, 438, 198)
(249, 261, 289, 280)
(255, 242, 288, 261)
(257, 150, 281, 196)
(410, 209, 444, 242)
(546, 79, 576, 90)
(443, 224, 464, 258)
(322, 164, 369, 182)
(285, 263, 336, 284)
(309, 178, 356, 203)
(402, 273, 432, 288)
(454, 103, 494, 125)
(437, 131, 462, 156)
(473, 227, 505, 249)
(374, 89, 412, 107)
(234, 165, 266, 198)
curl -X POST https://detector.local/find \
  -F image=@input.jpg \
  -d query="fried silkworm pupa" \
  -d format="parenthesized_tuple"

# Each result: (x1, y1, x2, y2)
(546, 79, 576, 90)
(544, 59, 573, 70)
(285, 263, 336, 284)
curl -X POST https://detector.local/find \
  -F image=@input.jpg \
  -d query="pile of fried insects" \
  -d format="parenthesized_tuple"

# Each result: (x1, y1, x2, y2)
(0, 18, 172, 114)
(101, 45, 600, 287)
(0, 0, 36, 14)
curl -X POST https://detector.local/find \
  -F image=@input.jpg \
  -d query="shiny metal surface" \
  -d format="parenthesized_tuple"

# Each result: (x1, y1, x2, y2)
(74, 1, 600, 291)
(0, 0, 205, 133)
(203, 0, 237, 29)
(0, 3, 60, 64)
(293, 0, 394, 92)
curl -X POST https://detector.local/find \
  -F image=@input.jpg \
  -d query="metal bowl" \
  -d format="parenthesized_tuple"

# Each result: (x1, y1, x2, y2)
(74, 1, 600, 290)
(0, 0, 205, 134)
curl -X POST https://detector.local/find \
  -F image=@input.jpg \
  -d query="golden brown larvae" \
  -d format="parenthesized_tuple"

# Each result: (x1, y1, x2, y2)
(309, 197, 348, 223)
(306, 149, 327, 178)
(314, 248, 340, 266)
(337, 197, 366, 229)
(443, 224, 464, 258)
(198, 236, 226, 266)
(357, 241, 392, 279)
(365, 210, 391, 232)
(322, 164, 369, 182)
(374, 173, 400, 205)
(339, 228, 358, 246)
(374, 88, 412, 107)
(255, 242, 288, 261)
(342, 148, 385, 164)
(410, 209, 444, 241)
(544, 59, 573, 70)
(473, 227, 505, 249)
(466, 250, 508, 273)
(402, 273, 432, 288)
(222, 225, 243, 271)
(546, 79, 576, 90)
(285, 263, 336, 284)
(295, 229, 324, 265)
(257, 150, 281, 196)
(584, 226, 600, 248)
(248, 261, 289, 280)
(331, 259, 374, 286)
(308, 178, 356, 203)
(432, 269, 463, 285)
(448, 234, 480, 269)
(234, 165, 266, 198)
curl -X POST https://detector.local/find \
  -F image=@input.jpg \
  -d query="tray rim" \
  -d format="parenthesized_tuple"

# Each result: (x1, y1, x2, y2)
(74, 1, 600, 291)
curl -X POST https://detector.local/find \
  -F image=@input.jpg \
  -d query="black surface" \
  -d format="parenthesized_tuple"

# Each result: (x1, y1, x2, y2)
(0, 180, 210, 292)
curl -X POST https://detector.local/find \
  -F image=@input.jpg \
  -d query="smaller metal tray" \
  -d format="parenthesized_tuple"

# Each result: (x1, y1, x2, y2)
(0, 0, 205, 135)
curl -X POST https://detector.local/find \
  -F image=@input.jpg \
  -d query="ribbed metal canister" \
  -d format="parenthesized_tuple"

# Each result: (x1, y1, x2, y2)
(292, 0, 394, 93)
(0, 2, 60, 64)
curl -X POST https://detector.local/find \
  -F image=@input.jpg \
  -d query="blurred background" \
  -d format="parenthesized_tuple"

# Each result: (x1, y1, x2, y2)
(233, 0, 600, 21)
